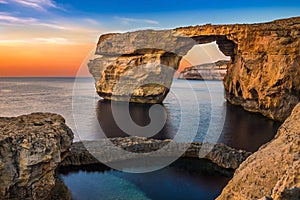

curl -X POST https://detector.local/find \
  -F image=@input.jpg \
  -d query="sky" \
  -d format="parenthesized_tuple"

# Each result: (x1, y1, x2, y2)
(0, 0, 299, 77)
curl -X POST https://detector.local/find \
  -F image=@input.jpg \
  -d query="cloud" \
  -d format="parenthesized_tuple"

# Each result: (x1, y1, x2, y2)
(10, 0, 62, 11)
(0, 13, 37, 23)
(0, 39, 32, 45)
(0, 13, 68, 30)
(116, 17, 159, 25)
(34, 37, 73, 44)
(0, 0, 8, 4)
(0, 13, 105, 45)
(0, 37, 74, 45)
(83, 18, 100, 25)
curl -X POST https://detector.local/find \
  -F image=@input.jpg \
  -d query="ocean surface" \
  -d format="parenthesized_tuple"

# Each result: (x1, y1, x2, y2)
(0, 77, 280, 151)
(0, 77, 281, 199)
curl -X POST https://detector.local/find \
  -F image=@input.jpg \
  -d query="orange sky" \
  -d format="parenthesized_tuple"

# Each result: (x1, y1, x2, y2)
(0, 43, 95, 77)
(0, 1, 297, 77)
(0, 42, 228, 77)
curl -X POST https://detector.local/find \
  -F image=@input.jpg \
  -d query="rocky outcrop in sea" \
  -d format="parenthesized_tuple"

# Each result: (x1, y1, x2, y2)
(89, 16, 300, 121)
(60, 137, 251, 170)
(0, 113, 73, 199)
(178, 60, 228, 80)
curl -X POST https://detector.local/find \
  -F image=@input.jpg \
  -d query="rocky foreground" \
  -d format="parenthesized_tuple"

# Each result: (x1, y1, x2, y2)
(0, 101, 299, 199)
(89, 16, 300, 121)
(61, 137, 251, 170)
(0, 112, 251, 199)
(0, 113, 73, 199)
(217, 103, 300, 200)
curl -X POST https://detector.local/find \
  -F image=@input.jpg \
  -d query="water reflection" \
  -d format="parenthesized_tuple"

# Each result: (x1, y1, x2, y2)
(95, 100, 281, 152)
(95, 100, 177, 140)
(219, 103, 281, 152)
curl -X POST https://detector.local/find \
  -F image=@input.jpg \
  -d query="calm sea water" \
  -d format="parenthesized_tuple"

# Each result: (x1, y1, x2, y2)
(0, 77, 281, 200)
(0, 77, 280, 151)
(59, 158, 231, 200)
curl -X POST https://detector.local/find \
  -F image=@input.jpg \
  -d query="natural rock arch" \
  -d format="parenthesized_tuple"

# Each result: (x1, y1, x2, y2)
(88, 17, 300, 121)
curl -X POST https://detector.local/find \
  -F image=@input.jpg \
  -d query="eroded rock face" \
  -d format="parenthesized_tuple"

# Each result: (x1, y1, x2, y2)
(217, 103, 300, 200)
(88, 30, 195, 104)
(176, 17, 299, 121)
(89, 52, 181, 103)
(90, 17, 300, 120)
(61, 137, 251, 170)
(0, 113, 73, 199)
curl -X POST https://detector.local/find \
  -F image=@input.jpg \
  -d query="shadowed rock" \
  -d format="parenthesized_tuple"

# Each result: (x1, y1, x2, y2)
(217, 103, 300, 200)
(61, 137, 251, 170)
(0, 113, 74, 199)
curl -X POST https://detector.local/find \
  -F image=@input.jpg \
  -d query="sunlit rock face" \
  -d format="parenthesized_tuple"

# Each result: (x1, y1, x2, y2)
(89, 17, 300, 120)
(88, 30, 193, 104)
(0, 113, 73, 199)
(176, 17, 300, 121)
(89, 51, 181, 103)
(217, 103, 300, 200)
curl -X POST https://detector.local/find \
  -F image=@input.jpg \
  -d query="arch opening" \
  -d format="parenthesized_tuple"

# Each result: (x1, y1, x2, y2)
(177, 41, 231, 80)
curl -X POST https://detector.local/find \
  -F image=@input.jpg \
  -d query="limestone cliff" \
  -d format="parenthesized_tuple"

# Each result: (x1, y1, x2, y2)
(0, 113, 73, 199)
(178, 60, 228, 80)
(89, 52, 180, 103)
(89, 16, 300, 121)
(217, 103, 300, 200)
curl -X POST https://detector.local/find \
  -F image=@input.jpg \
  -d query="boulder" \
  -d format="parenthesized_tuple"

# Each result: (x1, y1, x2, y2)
(0, 113, 73, 199)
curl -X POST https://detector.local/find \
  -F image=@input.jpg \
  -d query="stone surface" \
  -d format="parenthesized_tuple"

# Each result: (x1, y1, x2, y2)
(61, 136, 251, 170)
(178, 60, 228, 80)
(0, 113, 74, 199)
(88, 52, 180, 103)
(46, 178, 72, 200)
(217, 103, 300, 200)
(90, 16, 300, 120)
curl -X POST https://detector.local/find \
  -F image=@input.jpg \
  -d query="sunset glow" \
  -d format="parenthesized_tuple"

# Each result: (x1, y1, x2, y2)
(0, 43, 94, 77)
(0, 0, 299, 77)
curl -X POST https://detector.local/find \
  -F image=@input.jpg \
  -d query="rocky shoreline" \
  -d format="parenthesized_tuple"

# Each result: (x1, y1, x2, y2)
(178, 60, 228, 80)
(0, 112, 251, 199)
(0, 113, 73, 199)
(60, 137, 251, 170)
(217, 103, 300, 200)
(0, 104, 299, 199)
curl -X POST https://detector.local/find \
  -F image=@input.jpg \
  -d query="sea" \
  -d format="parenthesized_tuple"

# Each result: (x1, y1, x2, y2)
(0, 77, 281, 200)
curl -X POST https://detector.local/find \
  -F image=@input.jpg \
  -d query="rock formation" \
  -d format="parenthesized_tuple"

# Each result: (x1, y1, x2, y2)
(178, 60, 228, 80)
(61, 137, 251, 170)
(89, 16, 300, 121)
(88, 52, 180, 103)
(217, 103, 300, 200)
(0, 113, 73, 199)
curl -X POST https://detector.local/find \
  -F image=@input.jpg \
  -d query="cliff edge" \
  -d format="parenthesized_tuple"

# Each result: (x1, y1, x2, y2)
(217, 103, 300, 200)
(89, 16, 300, 121)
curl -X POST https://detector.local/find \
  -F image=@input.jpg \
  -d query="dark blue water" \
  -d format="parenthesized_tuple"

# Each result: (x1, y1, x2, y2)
(0, 77, 281, 200)
(59, 159, 231, 200)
